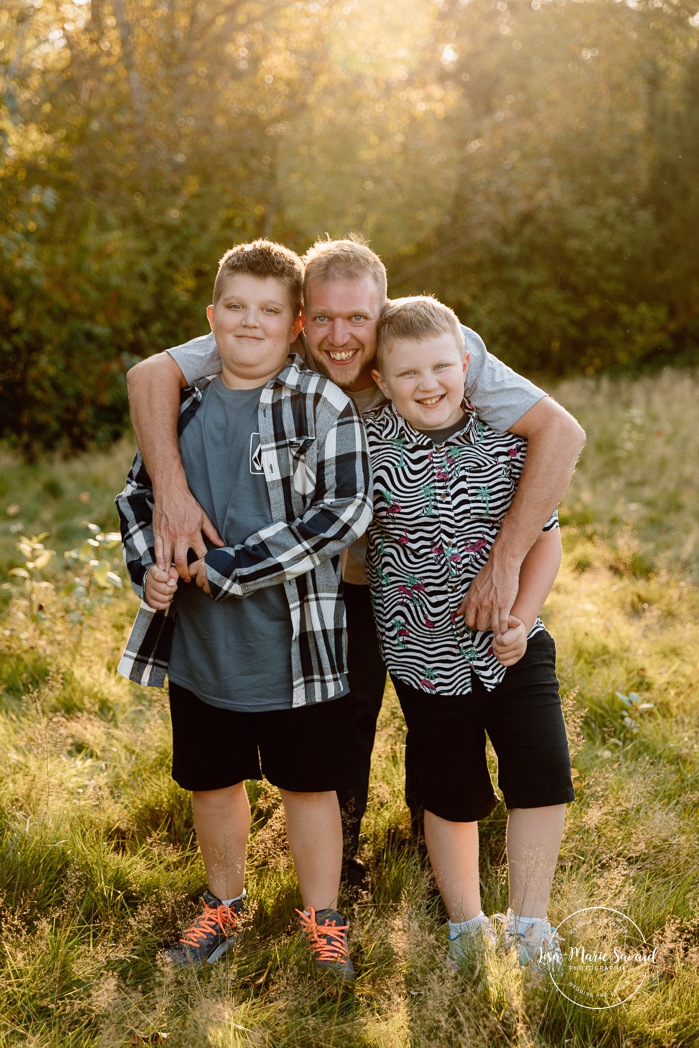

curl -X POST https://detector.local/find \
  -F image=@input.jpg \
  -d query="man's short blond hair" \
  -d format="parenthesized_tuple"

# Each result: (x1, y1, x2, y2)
(213, 239, 304, 314)
(302, 235, 388, 301)
(376, 295, 463, 368)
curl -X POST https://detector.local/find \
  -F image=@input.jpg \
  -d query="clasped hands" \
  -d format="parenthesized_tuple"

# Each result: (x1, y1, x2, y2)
(459, 560, 528, 666)
(145, 489, 527, 660)
(490, 616, 528, 666)
(144, 554, 211, 610)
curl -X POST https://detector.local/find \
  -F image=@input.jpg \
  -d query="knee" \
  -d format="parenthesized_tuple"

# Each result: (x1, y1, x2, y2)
(279, 788, 339, 809)
(192, 782, 245, 809)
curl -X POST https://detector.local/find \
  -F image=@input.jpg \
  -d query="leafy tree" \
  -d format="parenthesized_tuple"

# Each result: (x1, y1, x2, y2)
(392, 0, 697, 376)
(0, 0, 341, 452)
(647, 49, 699, 359)
(1, 0, 697, 453)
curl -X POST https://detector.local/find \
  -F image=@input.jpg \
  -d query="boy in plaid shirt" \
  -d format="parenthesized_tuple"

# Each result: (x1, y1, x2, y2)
(117, 240, 371, 980)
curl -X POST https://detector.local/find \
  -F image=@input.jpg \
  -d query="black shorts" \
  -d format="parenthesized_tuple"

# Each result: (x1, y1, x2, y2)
(169, 682, 357, 793)
(392, 629, 575, 823)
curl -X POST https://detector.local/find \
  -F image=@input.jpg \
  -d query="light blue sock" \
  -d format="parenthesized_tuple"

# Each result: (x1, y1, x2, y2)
(512, 913, 547, 932)
(449, 911, 486, 939)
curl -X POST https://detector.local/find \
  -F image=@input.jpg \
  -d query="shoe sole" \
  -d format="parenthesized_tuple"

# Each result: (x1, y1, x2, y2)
(317, 960, 355, 982)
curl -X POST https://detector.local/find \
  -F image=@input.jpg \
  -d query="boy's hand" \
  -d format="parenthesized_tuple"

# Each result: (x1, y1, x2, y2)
(145, 564, 179, 611)
(189, 557, 212, 597)
(492, 615, 528, 667)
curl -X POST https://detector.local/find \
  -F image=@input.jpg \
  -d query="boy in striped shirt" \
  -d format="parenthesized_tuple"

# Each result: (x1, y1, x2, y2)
(364, 295, 575, 970)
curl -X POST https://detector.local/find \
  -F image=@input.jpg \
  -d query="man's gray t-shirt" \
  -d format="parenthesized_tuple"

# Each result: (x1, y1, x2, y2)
(167, 326, 545, 433)
(168, 378, 295, 710)
(167, 326, 547, 586)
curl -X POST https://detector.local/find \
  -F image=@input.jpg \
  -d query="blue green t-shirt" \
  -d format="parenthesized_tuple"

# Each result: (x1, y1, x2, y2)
(168, 378, 294, 710)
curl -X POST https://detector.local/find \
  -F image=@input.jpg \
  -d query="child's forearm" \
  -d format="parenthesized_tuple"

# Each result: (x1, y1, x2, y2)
(509, 527, 562, 632)
(120, 519, 155, 600)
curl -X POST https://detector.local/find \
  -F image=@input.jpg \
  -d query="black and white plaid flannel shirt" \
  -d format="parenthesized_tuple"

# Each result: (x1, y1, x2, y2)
(116, 355, 372, 707)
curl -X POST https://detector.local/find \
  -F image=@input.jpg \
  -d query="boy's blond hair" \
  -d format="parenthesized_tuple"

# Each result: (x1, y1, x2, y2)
(213, 239, 304, 314)
(376, 295, 463, 368)
(303, 235, 388, 302)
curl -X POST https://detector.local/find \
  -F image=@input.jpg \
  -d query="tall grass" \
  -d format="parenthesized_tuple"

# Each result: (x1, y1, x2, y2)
(554, 367, 699, 582)
(0, 369, 697, 1047)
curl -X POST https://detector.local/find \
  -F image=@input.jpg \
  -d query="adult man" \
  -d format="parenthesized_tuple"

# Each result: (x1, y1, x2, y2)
(126, 237, 585, 883)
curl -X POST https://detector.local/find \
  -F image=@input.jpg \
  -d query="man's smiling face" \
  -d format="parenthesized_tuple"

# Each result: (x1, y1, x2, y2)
(303, 274, 384, 392)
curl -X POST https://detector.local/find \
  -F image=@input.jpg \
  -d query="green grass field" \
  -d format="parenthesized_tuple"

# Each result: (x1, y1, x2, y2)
(1, 368, 697, 1047)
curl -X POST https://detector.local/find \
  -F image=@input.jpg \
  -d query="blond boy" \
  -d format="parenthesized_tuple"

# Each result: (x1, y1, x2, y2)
(364, 296, 575, 968)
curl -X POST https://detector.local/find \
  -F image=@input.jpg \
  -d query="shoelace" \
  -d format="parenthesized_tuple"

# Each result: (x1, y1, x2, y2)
(297, 908, 349, 962)
(179, 902, 237, 947)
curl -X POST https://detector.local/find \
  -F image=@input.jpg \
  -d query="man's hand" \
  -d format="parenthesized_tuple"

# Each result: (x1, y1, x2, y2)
(153, 483, 223, 581)
(491, 615, 528, 667)
(189, 557, 212, 596)
(144, 564, 179, 611)
(460, 553, 520, 636)
(462, 397, 584, 635)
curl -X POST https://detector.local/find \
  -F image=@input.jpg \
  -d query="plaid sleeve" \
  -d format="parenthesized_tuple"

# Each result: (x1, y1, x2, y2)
(115, 451, 156, 600)
(205, 401, 373, 600)
(117, 600, 174, 686)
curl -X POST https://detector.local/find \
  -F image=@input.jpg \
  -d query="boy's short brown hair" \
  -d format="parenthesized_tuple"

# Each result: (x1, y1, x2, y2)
(376, 295, 463, 368)
(303, 235, 388, 302)
(213, 239, 304, 314)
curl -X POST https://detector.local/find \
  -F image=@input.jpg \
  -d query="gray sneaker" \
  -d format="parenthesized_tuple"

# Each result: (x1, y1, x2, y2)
(297, 907, 355, 981)
(448, 914, 497, 970)
(494, 910, 563, 970)
(165, 891, 244, 967)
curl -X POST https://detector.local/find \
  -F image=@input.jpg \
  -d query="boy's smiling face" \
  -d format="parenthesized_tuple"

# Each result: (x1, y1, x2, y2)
(207, 273, 302, 389)
(372, 332, 470, 431)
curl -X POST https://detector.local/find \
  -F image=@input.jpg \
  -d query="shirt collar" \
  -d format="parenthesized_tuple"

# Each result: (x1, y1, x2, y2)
(268, 353, 309, 390)
(190, 354, 307, 401)
(389, 400, 478, 445)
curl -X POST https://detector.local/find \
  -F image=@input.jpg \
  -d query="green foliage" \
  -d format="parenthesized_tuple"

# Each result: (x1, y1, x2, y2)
(2, 0, 699, 453)
(400, 0, 698, 377)
(555, 367, 699, 584)
(7, 532, 55, 618)
(64, 522, 123, 597)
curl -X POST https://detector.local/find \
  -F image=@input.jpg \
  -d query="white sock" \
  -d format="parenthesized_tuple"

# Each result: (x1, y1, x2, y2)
(220, 889, 246, 907)
(512, 913, 547, 931)
(449, 911, 486, 939)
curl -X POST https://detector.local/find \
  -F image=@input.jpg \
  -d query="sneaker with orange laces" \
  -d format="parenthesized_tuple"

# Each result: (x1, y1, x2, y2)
(165, 891, 244, 967)
(297, 907, 355, 981)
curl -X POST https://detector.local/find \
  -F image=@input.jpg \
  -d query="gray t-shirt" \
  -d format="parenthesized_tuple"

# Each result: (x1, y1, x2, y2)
(167, 325, 546, 585)
(168, 378, 295, 710)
